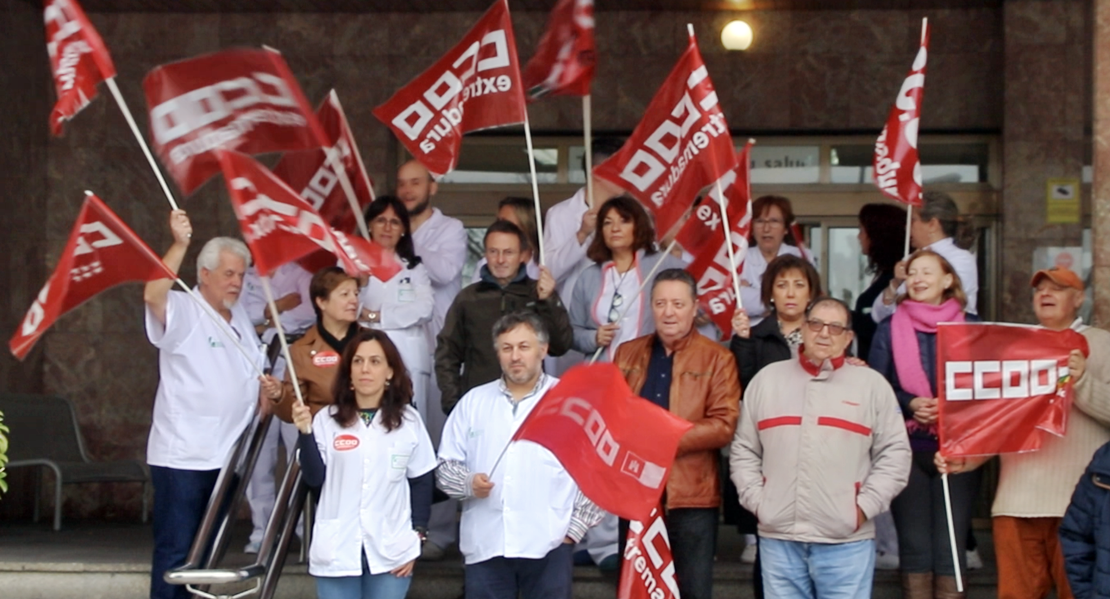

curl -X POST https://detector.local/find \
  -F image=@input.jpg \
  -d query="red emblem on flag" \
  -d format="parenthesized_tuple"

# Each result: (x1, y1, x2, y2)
(44, 0, 117, 136)
(10, 193, 174, 359)
(512, 364, 692, 522)
(874, 20, 930, 207)
(143, 48, 325, 195)
(594, 32, 737, 238)
(372, 0, 527, 178)
(522, 0, 596, 100)
(937, 322, 1089, 457)
(619, 505, 680, 599)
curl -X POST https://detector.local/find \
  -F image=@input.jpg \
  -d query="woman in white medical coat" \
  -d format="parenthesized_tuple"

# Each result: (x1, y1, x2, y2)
(293, 328, 436, 599)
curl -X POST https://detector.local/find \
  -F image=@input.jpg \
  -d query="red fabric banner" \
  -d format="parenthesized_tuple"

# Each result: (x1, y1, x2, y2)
(512, 363, 692, 522)
(44, 0, 117, 136)
(619, 505, 680, 599)
(10, 193, 173, 359)
(937, 322, 1090, 458)
(521, 0, 595, 100)
(677, 142, 753, 341)
(218, 151, 400, 281)
(372, 0, 527, 178)
(873, 21, 930, 207)
(271, 90, 376, 274)
(144, 48, 325, 196)
(594, 33, 736, 238)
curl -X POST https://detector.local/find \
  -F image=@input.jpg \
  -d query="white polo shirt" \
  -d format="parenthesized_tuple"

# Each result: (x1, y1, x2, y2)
(145, 289, 263, 470)
(438, 375, 579, 565)
(309, 404, 436, 576)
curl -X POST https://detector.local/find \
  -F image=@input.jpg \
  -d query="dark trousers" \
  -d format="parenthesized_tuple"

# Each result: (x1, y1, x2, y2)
(891, 450, 981, 577)
(619, 508, 719, 599)
(465, 543, 574, 599)
(150, 466, 220, 599)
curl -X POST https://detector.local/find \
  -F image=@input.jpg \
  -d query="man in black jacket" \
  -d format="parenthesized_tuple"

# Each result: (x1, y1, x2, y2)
(436, 220, 572, 414)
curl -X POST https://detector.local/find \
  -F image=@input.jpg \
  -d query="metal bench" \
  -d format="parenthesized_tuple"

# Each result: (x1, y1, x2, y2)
(0, 393, 149, 531)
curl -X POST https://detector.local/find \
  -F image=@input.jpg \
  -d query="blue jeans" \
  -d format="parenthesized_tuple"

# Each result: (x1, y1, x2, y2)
(315, 552, 412, 599)
(150, 466, 220, 599)
(465, 543, 574, 599)
(759, 537, 875, 599)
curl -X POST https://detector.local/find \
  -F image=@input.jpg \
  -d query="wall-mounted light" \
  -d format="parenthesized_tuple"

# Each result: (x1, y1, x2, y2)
(721, 20, 754, 51)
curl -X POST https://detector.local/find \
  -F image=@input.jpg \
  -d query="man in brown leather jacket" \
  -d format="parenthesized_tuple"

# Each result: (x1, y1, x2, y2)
(614, 268, 741, 599)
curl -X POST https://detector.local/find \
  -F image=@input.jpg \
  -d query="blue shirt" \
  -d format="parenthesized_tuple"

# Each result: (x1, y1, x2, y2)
(639, 338, 674, 410)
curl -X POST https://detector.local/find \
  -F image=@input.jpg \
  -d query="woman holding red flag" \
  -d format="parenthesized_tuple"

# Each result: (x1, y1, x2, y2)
(868, 249, 980, 599)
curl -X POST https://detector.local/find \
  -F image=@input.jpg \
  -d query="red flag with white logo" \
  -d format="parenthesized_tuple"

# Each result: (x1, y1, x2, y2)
(272, 90, 376, 274)
(9, 193, 174, 359)
(218, 151, 400, 281)
(937, 322, 1089, 458)
(144, 48, 326, 196)
(677, 142, 753, 341)
(372, 0, 527, 178)
(522, 0, 596, 100)
(44, 0, 117, 136)
(512, 363, 692, 522)
(873, 20, 929, 207)
(619, 505, 680, 599)
(594, 32, 737, 238)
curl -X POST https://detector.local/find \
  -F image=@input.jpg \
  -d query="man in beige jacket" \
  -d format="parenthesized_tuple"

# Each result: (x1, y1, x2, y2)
(731, 297, 911, 599)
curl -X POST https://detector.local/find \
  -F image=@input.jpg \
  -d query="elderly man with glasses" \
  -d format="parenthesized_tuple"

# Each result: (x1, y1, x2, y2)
(730, 297, 911, 599)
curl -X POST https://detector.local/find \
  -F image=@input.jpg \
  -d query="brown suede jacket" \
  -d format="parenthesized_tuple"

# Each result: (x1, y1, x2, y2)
(614, 330, 741, 510)
(273, 325, 342, 423)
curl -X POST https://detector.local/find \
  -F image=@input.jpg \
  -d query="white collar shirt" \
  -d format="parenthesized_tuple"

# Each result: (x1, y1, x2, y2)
(437, 374, 580, 564)
(144, 289, 263, 470)
(739, 244, 805, 326)
(410, 207, 467, 339)
(309, 405, 437, 577)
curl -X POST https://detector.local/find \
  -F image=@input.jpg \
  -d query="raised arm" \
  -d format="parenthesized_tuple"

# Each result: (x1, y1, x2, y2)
(144, 210, 191, 326)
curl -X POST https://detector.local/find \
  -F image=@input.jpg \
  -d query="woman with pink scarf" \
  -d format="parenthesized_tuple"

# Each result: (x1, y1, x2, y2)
(868, 249, 980, 599)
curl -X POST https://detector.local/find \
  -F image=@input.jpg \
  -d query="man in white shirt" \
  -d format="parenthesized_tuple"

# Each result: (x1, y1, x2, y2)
(396, 158, 468, 559)
(436, 312, 603, 599)
(871, 191, 979, 323)
(143, 210, 283, 599)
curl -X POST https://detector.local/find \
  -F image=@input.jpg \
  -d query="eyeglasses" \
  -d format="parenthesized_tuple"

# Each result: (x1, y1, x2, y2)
(608, 293, 624, 323)
(805, 318, 848, 336)
(754, 218, 784, 228)
(372, 217, 403, 229)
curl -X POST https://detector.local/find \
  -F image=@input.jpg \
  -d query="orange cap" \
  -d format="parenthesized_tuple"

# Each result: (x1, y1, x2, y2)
(1030, 267, 1084, 291)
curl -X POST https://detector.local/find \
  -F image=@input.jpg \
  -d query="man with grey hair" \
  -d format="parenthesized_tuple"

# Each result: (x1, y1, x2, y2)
(437, 311, 602, 599)
(143, 209, 283, 599)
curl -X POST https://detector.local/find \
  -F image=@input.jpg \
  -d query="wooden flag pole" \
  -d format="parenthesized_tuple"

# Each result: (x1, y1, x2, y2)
(522, 112, 547, 266)
(172, 279, 265, 378)
(583, 94, 595, 208)
(105, 77, 179, 210)
(260, 276, 304, 406)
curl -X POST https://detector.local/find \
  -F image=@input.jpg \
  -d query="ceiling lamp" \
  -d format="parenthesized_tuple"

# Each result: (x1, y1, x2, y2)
(721, 20, 754, 51)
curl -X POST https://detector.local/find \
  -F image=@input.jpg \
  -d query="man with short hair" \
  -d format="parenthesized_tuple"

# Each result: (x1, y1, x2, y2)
(731, 297, 911, 599)
(436, 312, 603, 599)
(143, 210, 283, 599)
(614, 268, 740, 599)
(436, 220, 572, 414)
(938, 268, 1110, 599)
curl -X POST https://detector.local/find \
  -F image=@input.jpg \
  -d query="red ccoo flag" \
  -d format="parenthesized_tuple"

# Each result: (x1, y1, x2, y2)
(678, 141, 753, 340)
(619, 505, 680, 599)
(10, 193, 174, 359)
(522, 0, 596, 100)
(44, 0, 117, 136)
(594, 30, 737, 238)
(874, 20, 930, 207)
(512, 363, 692, 522)
(218, 151, 400, 282)
(937, 322, 1089, 458)
(372, 0, 527, 178)
(144, 48, 326, 196)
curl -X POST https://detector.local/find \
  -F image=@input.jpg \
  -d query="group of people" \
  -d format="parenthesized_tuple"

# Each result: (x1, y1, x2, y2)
(141, 138, 1109, 599)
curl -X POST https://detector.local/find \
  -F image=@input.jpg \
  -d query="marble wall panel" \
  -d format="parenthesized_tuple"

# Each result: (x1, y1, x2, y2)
(1094, 0, 1110, 327)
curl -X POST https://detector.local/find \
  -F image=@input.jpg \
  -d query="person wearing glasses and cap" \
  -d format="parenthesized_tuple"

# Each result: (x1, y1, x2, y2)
(731, 296, 911, 599)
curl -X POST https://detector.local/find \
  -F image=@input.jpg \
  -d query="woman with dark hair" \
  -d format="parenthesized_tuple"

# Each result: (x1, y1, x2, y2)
(739, 195, 811, 325)
(726, 254, 823, 596)
(470, 197, 542, 284)
(569, 196, 683, 361)
(292, 328, 436, 599)
(854, 203, 907, 361)
(360, 195, 434, 420)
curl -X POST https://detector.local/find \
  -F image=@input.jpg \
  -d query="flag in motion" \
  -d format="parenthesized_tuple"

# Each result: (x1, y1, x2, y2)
(873, 19, 930, 206)
(10, 193, 174, 359)
(522, 0, 596, 100)
(44, 0, 117, 136)
(619, 505, 680, 599)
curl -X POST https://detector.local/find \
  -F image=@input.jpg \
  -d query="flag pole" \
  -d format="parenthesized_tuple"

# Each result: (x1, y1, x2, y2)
(105, 77, 179, 211)
(903, 204, 913, 258)
(583, 94, 595, 208)
(588, 237, 681, 364)
(259, 276, 305, 406)
(715, 179, 742, 307)
(942, 473, 965, 592)
(325, 147, 371, 240)
(172, 279, 265, 378)
(523, 112, 547, 266)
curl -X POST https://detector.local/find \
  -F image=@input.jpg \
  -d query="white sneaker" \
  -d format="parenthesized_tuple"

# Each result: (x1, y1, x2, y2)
(740, 543, 758, 564)
(875, 551, 900, 570)
(966, 548, 983, 570)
